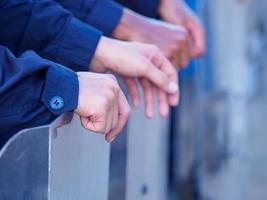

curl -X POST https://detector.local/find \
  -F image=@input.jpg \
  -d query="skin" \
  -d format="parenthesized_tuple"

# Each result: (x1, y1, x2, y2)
(75, 72, 131, 143)
(74, 1, 206, 140)
(111, 8, 191, 116)
(109, 3, 206, 115)
(90, 37, 179, 117)
(158, 0, 206, 57)
(112, 8, 191, 68)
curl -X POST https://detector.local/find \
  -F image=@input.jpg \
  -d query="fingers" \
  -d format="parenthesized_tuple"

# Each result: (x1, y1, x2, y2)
(139, 78, 155, 118)
(106, 91, 131, 143)
(143, 55, 179, 95)
(123, 77, 140, 107)
(156, 88, 169, 117)
(111, 99, 119, 130)
(80, 116, 106, 134)
(155, 53, 180, 107)
(188, 20, 206, 57)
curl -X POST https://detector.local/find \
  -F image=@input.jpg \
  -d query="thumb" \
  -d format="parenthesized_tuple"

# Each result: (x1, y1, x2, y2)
(143, 59, 178, 94)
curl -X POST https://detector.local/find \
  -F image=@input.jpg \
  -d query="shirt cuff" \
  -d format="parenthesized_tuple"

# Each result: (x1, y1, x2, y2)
(42, 17, 102, 71)
(85, 0, 123, 36)
(41, 63, 79, 116)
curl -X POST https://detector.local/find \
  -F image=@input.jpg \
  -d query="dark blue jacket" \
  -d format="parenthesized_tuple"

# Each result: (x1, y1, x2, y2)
(0, 0, 124, 147)
(55, 0, 123, 36)
(0, 0, 104, 71)
(0, 46, 78, 148)
(115, 0, 160, 18)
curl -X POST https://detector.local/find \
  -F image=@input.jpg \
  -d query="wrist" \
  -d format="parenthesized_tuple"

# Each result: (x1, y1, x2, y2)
(158, 0, 184, 24)
(112, 8, 145, 41)
(91, 36, 121, 72)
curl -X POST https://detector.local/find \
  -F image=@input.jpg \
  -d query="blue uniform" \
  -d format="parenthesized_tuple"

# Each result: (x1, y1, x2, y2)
(55, 0, 123, 36)
(0, 0, 125, 147)
(115, 0, 159, 18)
(0, 46, 78, 148)
(0, 0, 104, 71)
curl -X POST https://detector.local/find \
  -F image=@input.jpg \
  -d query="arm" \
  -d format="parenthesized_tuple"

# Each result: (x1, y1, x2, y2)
(55, 0, 123, 36)
(0, 0, 180, 118)
(0, 46, 130, 146)
(158, 0, 206, 57)
(115, 0, 160, 18)
(0, 0, 102, 71)
(0, 45, 78, 147)
(115, 0, 206, 57)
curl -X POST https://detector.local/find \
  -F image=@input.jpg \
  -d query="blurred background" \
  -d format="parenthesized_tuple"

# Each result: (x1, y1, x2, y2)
(109, 0, 267, 199)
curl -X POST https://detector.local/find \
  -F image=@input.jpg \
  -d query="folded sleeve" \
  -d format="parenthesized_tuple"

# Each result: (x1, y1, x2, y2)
(0, 45, 79, 146)
(0, 45, 79, 116)
(115, 0, 160, 18)
(0, 0, 102, 71)
(56, 0, 123, 36)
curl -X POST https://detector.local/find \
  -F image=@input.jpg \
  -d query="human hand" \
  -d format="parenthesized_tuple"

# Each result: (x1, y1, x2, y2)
(75, 72, 131, 142)
(158, 0, 206, 57)
(112, 9, 191, 68)
(90, 37, 180, 117)
(123, 77, 172, 117)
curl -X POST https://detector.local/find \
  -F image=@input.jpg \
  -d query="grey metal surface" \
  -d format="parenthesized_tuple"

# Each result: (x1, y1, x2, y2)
(0, 126, 50, 200)
(0, 113, 110, 200)
(49, 114, 110, 200)
(126, 102, 170, 200)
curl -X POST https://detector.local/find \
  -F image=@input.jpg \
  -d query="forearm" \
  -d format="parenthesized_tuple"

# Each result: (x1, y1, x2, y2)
(0, 46, 79, 147)
(112, 8, 144, 41)
(115, 0, 160, 18)
(56, 0, 123, 36)
(0, 0, 102, 71)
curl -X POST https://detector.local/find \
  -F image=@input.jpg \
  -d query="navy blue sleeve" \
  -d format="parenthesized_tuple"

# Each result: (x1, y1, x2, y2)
(115, 0, 160, 18)
(0, 45, 79, 147)
(0, 0, 102, 71)
(55, 0, 123, 36)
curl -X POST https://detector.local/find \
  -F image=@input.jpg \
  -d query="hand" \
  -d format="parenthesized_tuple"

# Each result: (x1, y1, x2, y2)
(158, 0, 206, 57)
(112, 9, 191, 68)
(90, 37, 180, 117)
(123, 77, 170, 118)
(75, 72, 131, 143)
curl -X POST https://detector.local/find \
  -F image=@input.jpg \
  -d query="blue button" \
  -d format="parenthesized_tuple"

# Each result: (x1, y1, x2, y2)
(50, 96, 64, 111)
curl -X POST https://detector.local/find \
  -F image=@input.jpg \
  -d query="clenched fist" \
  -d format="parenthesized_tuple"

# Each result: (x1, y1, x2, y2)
(75, 72, 131, 142)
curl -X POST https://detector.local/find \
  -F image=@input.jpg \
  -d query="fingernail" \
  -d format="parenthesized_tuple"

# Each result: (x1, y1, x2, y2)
(168, 82, 178, 93)
(108, 136, 115, 143)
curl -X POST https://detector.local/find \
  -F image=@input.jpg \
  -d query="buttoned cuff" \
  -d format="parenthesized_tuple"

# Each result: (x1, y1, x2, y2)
(42, 17, 102, 72)
(85, 0, 123, 36)
(41, 63, 79, 115)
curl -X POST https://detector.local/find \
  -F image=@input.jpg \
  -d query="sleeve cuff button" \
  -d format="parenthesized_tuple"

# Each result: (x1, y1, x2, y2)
(50, 96, 64, 111)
